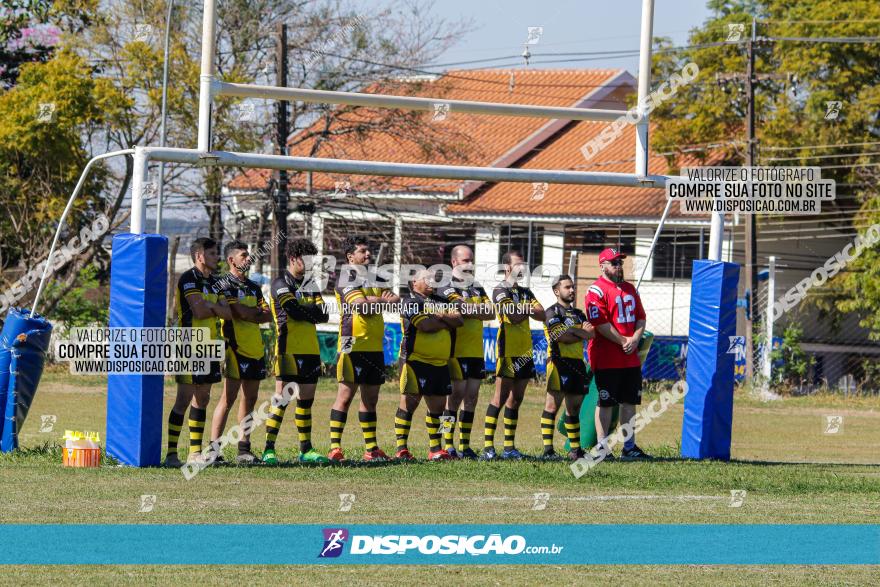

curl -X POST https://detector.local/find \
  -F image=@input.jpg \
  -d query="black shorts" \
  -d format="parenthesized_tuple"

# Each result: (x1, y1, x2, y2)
(224, 349, 267, 381)
(594, 366, 642, 407)
(401, 361, 452, 396)
(547, 358, 591, 395)
(495, 357, 536, 380)
(276, 353, 322, 384)
(449, 357, 485, 381)
(175, 360, 222, 385)
(337, 351, 385, 385)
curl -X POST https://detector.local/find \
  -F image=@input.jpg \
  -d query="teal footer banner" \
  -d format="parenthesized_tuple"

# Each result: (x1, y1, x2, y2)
(2, 525, 879, 565)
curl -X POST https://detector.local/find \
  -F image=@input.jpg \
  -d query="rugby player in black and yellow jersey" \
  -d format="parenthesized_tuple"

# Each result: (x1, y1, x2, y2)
(436, 245, 494, 459)
(482, 250, 545, 461)
(164, 238, 233, 467)
(263, 238, 330, 464)
(541, 275, 594, 461)
(208, 240, 272, 464)
(395, 269, 463, 461)
(328, 236, 400, 462)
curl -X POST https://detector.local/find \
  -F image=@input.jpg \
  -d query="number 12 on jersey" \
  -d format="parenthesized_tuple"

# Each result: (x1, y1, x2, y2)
(615, 294, 636, 323)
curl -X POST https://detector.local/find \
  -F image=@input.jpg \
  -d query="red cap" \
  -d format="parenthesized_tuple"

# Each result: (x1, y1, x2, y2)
(598, 248, 626, 264)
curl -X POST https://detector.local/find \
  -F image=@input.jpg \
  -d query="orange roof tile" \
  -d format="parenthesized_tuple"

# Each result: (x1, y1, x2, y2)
(446, 123, 731, 220)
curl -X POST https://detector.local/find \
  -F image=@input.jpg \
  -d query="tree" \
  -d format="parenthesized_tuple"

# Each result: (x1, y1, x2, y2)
(68, 0, 471, 245)
(0, 0, 57, 88)
(650, 0, 880, 338)
(0, 49, 126, 278)
(1, 0, 472, 317)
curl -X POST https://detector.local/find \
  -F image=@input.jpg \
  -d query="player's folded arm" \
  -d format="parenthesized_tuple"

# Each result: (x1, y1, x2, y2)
(412, 313, 448, 333)
(311, 296, 330, 324)
(529, 300, 546, 321)
(185, 291, 216, 320)
(440, 311, 465, 328)
(468, 291, 496, 320)
(282, 298, 325, 324)
(341, 286, 380, 315)
(439, 286, 462, 302)
(552, 322, 581, 344)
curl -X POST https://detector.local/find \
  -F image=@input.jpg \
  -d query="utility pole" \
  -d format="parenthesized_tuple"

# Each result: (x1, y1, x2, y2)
(273, 22, 290, 277)
(744, 17, 758, 381)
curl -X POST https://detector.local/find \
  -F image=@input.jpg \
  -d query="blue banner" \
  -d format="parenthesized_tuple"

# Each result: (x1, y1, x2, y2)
(2, 524, 878, 565)
(321, 325, 779, 383)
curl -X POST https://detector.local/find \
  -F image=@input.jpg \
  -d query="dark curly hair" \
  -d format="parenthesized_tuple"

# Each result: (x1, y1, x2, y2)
(286, 237, 318, 260)
(341, 235, 370, 258)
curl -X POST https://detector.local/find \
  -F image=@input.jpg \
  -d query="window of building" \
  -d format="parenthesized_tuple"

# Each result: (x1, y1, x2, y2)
(652, 228, 707, 280)
(497, 224, 544, 270)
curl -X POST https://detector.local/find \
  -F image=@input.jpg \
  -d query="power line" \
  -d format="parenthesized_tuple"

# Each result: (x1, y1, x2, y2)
(769, 35, 880, 43)
(761, 141, 880, 151)
(761, 151, 880, 162)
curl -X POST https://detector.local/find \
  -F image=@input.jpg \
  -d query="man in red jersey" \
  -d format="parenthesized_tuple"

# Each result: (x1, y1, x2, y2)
(585, 248, 653, 461)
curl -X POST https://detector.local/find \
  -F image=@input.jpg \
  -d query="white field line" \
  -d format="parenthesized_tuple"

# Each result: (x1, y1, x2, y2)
(448, 495, 725, 502)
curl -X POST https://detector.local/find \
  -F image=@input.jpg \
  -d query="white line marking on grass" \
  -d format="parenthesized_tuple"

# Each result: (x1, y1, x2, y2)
(448, 495, 725, 502)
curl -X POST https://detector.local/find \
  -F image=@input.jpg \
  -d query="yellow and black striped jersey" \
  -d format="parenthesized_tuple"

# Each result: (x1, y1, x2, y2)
(271, 270, 328, 356)
(437, 282, 490, 358)
(219, 273, 268, 359)
(175, 267, 220, 339)
(399, 292, 453, 367)
(335, 272, 387, 353)
(544, 303, 588, 360)
(493, 284, 540, 358)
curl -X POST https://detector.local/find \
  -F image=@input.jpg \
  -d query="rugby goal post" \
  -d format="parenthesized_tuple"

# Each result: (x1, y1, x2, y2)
(32, 0, 734, 466)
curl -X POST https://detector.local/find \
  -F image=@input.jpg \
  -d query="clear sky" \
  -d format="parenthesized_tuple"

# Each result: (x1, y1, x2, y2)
(357, 0, 715, 75)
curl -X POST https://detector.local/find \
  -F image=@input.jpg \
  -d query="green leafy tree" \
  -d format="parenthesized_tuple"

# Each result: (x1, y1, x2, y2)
(0, 0, 56, 87)
(770, 323, 815, 392)
(46, 265, 109, 335)
(651, 0, 880, 339)
(0, 49, 127, 276)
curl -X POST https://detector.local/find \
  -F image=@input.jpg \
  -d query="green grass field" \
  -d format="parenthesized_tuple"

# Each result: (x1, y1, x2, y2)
(2, 369, 879, 584)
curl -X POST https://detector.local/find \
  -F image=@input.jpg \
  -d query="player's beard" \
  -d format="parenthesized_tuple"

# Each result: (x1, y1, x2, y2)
(604, 266, 623, 283)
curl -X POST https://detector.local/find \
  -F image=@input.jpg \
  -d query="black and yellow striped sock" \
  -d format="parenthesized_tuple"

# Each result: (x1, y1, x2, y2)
(359, 410, 378, 451)
(483, 404, 500, 449)
(395, 408, 412, 451)
(295, 398, 314, 453)
(329, 409, 347, 451)
(541, 410, 556, 452)
(565, 413, 581, 450)
(264, 400, 287, 451)
(188, 406, 206, 456)
(503, 406, 519, 450)
(426, 412, 442, 453)
(458, 409, 474, 452)
(166, 409, 184, 458)
(441, 409, 456, 451)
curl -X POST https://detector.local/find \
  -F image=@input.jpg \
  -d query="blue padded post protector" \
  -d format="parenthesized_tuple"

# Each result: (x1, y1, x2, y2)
(0, 308, 53, 452)
(681, 260, 740, 460)
(106, 233, 168, 466)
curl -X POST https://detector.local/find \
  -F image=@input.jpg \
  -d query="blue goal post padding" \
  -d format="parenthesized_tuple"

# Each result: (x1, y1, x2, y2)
(681, 259, 740, 461)
(0, 308, 53, 452)
(106, 233, 168, 467)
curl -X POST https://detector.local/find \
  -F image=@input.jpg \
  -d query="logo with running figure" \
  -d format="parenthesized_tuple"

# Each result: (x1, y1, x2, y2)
(319, 528, 349, 558)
